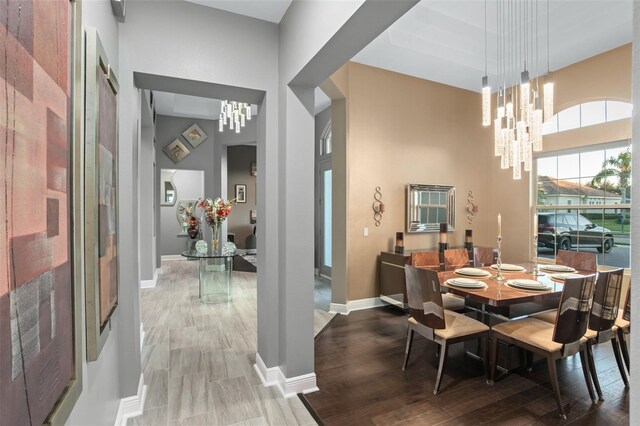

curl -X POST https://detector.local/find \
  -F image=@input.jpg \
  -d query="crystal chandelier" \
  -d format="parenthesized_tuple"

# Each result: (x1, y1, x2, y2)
(218, 100, 251, 133)
(482, 0, 554, 180)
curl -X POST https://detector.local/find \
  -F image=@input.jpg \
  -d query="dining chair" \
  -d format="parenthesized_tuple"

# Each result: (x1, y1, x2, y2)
(402, 266, 489, 395)
(556, 250, 597, 272)
(411, 252, 465, 312)
(490, 274, 598, 418)
(443, 248, 471, 271)
(584, 268, 628, 399)
(473, 246, 496, 267)
(616, 285, 630, 372)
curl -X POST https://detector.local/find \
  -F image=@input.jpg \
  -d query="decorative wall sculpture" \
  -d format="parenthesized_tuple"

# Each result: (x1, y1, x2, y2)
(163, 138, 190, 163)
(182, 123, 207, 148)
(85, 27, 119, 361)
(0, 0, 81, 423)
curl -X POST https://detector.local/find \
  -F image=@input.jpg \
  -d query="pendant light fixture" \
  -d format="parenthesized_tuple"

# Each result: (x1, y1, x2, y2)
(218, 100, 252, 133)
(481, 0, 491, 126)
(482, 0, 554, 180)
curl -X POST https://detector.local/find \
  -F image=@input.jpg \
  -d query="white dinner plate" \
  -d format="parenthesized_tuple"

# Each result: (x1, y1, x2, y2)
(445, 278, 487, 289)
(540, 265, 577, 273)
(506, 279, 552, 291)
(490, 263, 526, 272)
(455, 267, 491, 277)
(549, 273, 585, 281)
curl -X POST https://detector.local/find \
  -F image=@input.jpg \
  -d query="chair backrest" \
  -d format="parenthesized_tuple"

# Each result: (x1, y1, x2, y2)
(411, 251, 441, 271)
(556, 250, 597, 272)
(473, 246, 496, 267)
(404, 266, 445, 330)
(622, 285, 631, 322)
(589, 268, 624, 332)
(443, 248, 471, 271)
(552, 274, 596, 345)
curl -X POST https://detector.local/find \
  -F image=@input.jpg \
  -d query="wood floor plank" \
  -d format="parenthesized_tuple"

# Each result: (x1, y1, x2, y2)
(303, 307, 629, 426)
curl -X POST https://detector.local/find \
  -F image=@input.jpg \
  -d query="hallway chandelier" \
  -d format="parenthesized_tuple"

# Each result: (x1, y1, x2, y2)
(219, 100, 251, 133)
(481, 0, 554, 180)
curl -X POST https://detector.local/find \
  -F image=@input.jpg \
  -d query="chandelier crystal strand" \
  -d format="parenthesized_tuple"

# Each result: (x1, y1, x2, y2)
(482, 0, 491, 126)
(543, 0, 554, 121)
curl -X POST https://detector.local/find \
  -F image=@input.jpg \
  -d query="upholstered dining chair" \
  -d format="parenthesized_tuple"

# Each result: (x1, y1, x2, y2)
(443, 248, 471, 271)
(556, 250, 597, 272)
(410, 251, 441, 271)
(402, 266, 489, 395)
(490, 274, 598, 418)
(616, 285, 630, 372)
(473, 246, 496, 267)
(583, 268, 628, 399)
(411, 252, 465, 312)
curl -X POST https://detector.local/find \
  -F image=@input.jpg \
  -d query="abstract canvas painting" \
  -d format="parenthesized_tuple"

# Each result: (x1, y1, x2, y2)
(0, 0, 75, 424)
(85, 28, 119, 361)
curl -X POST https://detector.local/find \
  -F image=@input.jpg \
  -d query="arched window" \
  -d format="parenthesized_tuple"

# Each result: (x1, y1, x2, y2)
(542, 100, 633, 135)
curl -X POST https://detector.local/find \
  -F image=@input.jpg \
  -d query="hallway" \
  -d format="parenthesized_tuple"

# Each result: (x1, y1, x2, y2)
(132, 260, 318, 425)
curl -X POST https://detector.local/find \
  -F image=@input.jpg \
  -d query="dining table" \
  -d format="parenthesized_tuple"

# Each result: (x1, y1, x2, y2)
(438, 262, 593, 320)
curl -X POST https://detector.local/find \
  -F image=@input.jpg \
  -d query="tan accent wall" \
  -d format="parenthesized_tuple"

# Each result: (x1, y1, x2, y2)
(334, 44, 631, 302)
(487, 44, 632, 265)
(334, 62, 494, 301)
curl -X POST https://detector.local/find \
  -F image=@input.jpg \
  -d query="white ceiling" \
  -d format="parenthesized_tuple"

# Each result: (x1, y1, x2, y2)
(184, 0, 293, 23)
(353, 0, 633, 93)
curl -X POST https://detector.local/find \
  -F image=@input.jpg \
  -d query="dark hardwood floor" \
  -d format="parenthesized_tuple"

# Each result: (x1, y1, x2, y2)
(302, 307, 629, 425)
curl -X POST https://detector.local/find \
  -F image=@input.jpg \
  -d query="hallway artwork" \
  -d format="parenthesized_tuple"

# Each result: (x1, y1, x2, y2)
(0, 1, 75, 424)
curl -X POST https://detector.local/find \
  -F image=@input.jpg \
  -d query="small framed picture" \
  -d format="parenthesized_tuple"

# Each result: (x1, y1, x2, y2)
(250, 210, 257, 224)
(235, 184, 247, 203)
(250, 161, 257, 176)
(182, 123, 208, 148)
(163, 139, 190, 163)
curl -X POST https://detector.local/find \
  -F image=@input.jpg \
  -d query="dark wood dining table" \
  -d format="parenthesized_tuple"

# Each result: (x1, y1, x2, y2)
(436, 263, 595, 320)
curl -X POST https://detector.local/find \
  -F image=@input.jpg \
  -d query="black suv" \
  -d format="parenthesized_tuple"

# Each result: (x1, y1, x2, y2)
(538, 212, 614, 253)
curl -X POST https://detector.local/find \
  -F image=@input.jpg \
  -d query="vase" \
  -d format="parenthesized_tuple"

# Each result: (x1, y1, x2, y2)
(210, 222, 221, 254)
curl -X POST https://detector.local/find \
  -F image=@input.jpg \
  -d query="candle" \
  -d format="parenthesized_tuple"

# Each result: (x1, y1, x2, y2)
(498, 214, 502, 237)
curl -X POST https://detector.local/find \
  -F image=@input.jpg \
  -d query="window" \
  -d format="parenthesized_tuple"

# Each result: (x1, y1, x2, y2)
(320, 122, 332, 156)
(542, 101, 633, 136)
(536, 142, 632, 268)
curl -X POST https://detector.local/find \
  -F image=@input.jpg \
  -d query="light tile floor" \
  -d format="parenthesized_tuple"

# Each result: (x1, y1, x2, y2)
(130, 259, 326, 426)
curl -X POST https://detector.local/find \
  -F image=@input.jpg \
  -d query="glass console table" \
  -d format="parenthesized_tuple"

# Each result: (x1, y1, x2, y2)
(181, 251, 235, 304)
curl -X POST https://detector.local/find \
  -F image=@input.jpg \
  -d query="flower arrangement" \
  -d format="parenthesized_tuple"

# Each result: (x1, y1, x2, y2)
(198, 197, 235, 225)
(197, 197, 235, 253)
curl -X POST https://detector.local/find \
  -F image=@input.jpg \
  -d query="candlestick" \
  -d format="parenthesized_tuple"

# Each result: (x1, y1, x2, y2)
(494, 235, 505, 282)
(498, 213, 502, 237)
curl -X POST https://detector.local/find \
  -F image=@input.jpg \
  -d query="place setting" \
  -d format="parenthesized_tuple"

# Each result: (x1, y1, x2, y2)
(454, 267, 492, 278)
(490, 263, 526, 273)
(549, 272, 586, 282)
(505, 278, 553, 292)
(445, 277, 488, 290)
(539, 264, 577, 273)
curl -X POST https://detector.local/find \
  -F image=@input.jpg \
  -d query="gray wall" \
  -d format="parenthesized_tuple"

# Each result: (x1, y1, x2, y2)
(155, 114, 216, 261)
(68, 2, 127, 424)
(160, 169, 205, 255)
(227, 145, 257, 248)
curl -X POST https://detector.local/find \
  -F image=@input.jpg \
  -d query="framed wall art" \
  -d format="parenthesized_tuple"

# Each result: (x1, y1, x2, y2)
(85, 27, 120, 361)
(163, 138, 190, 163)
(235, 184, 247, 203)
(182, 123, 208, 148)
(0, 0, 83, 423)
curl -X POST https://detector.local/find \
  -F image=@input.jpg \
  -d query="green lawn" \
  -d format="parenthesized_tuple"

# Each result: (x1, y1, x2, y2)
(590, 218, 631, 235)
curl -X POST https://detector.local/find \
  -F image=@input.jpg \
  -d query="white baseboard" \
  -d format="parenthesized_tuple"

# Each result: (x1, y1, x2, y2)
(140, 268, 162, 289)
(254, 353, 318, 398)
(329, 297, 384, 315)
(114, 374, 147, 426)
(140, 322, 145, 352)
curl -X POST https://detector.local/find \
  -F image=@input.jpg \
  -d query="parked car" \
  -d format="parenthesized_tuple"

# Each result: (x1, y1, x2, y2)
(538, 212, 614, 253)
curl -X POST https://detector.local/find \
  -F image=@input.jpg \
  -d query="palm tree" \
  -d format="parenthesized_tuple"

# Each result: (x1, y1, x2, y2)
(589, 150, 631, 202)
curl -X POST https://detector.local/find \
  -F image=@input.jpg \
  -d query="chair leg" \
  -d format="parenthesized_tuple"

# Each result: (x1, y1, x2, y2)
(433, 341, 449, 395)
(611, 336, 629, 387)
(579, 348, 597, 403)
(402, 327, 414, 371)
(618, 328, 630, 373)
(489, 334, 499, 385)
(482, 334, 490, 382)
(546, 356, 566, 419)
(586, 341, 603, 401)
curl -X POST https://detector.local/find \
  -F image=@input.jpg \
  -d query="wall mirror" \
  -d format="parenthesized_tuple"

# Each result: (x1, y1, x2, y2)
(406, 184, 455, 233)
(161, 169, 177, 206)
